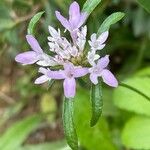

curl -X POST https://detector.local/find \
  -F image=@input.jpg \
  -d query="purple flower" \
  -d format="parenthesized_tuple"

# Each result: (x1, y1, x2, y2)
(35, 63, 88, 98)
(89, 31, 109, 51)
(55, 1, 87, 41)
(89, 55, 118, 87)
(15, 35, 57, 66)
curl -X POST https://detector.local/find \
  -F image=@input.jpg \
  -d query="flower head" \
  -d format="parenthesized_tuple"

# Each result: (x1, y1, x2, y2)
(89, 31, 109, 51)
(15, 1, 118, 98)
(89, 55, 118, 87)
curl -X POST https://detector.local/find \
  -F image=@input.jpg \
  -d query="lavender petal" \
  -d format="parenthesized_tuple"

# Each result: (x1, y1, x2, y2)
(34, 75, 50, 84)
(69, 1, 80, 28)
(90, 73, 98, 85)
(97, 55, 109, 69)
(101, 69, 118, 87)
(15, 51, 38, 65)
(55, 11, 71, 31)
(26, 35, 43, 53)
(74, 67, 89, 78)
(63, 77, 76, 98)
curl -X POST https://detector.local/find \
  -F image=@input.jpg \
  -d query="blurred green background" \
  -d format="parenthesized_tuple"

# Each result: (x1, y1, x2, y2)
(0, 0, 150, 150)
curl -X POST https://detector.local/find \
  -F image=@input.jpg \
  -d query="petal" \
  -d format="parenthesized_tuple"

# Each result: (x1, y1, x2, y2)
(63, 78, 76, 98)
(97, 31, 109, 44)
(90, 73, 98, 85)
(74, 67, 89, 78)
(55, 11, 71, 31)
(38, 67, 48, 74)
(26, 35, 43, 53)
(34, 75, 50, 84)
(48, 26, 60, 38)
(15, 51, 38, 65)
(77, 12, 87, 28)
(47, 70, 65, 79)
(97, 44, 106, 50)
(36, 60, 50, 66)
(36, 60, 58, 67)
(101, 69, 118, 87)
(97, 55, 109, 69)
(69, 1, 80, 28)
(91, 33, 97, 42)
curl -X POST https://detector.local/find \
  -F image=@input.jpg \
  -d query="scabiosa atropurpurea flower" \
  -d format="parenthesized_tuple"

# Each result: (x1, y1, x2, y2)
(15, 1, 118, 98)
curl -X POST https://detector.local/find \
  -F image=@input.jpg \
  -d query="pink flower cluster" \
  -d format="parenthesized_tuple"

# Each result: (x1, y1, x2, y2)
(15, 1, 118, 98)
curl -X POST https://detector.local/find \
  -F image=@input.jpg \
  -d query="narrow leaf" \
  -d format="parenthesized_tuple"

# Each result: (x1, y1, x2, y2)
(63, 97, 78, 150)
(97, 12, 125, 35)
(137, 0, 150, 13)
(19, 140, 69, 150)
(82, 0, 102, 16)
(90, 79, 103, 127)
(27, 11, 45, 35)
(0, 115, 42, 150)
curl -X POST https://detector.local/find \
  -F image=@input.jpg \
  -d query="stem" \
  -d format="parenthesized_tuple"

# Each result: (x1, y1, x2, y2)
(119, 82, 150, 102)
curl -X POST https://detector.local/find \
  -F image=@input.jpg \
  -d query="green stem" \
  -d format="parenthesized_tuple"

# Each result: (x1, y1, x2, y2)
(119, 82, 150, 102)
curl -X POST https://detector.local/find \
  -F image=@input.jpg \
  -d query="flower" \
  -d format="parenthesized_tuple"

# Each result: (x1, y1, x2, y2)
(89, 55, 118, 87)
(15, 1, 119, 99)
(15, 35, 57, 66)
(89, 31, 109, 51)
(55, 1, 87, 41)
(35, 63, 88, 98)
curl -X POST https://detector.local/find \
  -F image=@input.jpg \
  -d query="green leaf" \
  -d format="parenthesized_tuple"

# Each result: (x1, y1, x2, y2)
(90, 80, 103, 127)
(97, 12, 125, 35)
(122, 116, 150, 149)
(74, 88, 117, 150)
(19, 140, 70, 150)
(0, 115, 42, 150)
(82, 0, 102, 16)
(63, 97, 78, 150)
(27, 11, 45, 35)
(137, 0, 150, 13)
(113, 77, 150, 116)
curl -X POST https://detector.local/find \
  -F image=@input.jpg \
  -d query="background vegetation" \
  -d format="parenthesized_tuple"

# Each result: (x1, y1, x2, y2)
(0, 0, 150, 150)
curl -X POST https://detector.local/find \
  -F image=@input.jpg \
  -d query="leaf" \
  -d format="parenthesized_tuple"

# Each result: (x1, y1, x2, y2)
(113, 77, 150, 116)
(122, 116, 150, 149)
(0, 115, 42, 150)
(137, 0, 150, 13)
(82, 0, 102, 16)
(63, 97, 78, 150)
(90, 80, 103, 127)
(74, 88, 117, 150)
(97, 12, 125, 35)
(27, 11, 45, 35)
(19, 140, 71, 150)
